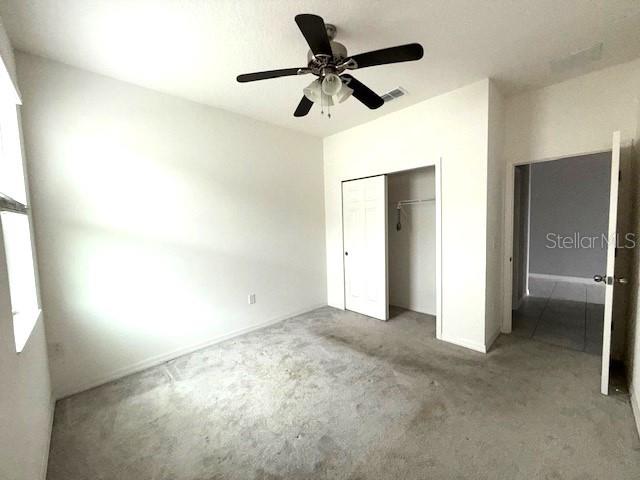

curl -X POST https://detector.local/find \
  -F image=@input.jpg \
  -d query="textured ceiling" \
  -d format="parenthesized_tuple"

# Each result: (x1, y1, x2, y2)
(1, 0, 640, 137)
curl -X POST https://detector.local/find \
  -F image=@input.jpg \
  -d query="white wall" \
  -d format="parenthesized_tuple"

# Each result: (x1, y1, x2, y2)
(627, 93, 640, 437)
(0, 24, 53, 480)
(504, 59, 640, 164)
(324, 79, 492, 352)
(629, 141, 640, 437)
(503, 58, 640, 432)
(388, 167, 436, 315)
(16, 52, 327, 398)
(0, 243, 52, 480)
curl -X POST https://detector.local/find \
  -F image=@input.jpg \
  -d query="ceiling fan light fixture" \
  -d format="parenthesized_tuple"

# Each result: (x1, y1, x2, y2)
(304, 79, 330, 105)
(321, 73, 342, 96)
(304, 78, 353, 108)
(236, 14, 424, 118)
(336, 82, 353, 103)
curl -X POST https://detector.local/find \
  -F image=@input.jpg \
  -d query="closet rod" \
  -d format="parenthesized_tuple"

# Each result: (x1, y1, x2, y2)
(396, 198, 435, 209)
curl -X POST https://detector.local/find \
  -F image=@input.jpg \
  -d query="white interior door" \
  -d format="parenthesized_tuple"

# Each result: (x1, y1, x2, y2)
(343, 175, 388, 320)
(599, 131, 621, 395)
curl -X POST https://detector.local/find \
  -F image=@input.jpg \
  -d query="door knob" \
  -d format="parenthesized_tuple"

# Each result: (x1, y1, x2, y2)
(344, 251, 348, 256)
(594, 275, 627, 285)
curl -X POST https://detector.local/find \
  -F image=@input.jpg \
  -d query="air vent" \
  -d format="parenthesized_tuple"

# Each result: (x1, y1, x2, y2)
(381, 87, 408, 103)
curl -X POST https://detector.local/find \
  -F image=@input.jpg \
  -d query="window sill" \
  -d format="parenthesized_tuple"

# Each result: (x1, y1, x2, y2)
(14, 308, 42, 353)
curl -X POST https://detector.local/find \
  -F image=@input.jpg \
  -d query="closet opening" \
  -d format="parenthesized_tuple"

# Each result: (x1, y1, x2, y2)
(341, 165, 438, 336)
(387, 167, 437, 325)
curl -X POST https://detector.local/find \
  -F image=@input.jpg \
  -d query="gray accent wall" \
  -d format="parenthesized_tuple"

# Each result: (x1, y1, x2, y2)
(528, 152, 611, 278)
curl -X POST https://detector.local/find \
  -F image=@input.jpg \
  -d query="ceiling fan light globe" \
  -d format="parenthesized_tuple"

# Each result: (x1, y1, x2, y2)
(303, 79, 322, 102)
(304, 79, 336, 106)
(322, 73, 342, 96)
(336, 83, 353, 103)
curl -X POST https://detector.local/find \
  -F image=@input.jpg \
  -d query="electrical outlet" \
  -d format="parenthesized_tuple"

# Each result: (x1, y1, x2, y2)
(248, 293, 256, 305)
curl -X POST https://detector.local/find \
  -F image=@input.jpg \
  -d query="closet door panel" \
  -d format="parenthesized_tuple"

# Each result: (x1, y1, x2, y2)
(342, 176, 388, 320)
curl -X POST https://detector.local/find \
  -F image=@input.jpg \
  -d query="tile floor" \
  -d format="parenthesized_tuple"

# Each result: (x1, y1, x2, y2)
(512, 278, 605, 355)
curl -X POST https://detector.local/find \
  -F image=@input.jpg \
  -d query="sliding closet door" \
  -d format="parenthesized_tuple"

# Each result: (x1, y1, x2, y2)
(342, 175, 388, 320)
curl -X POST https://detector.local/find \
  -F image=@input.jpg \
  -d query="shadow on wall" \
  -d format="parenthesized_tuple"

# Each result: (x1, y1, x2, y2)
(17, 52, 326, 397)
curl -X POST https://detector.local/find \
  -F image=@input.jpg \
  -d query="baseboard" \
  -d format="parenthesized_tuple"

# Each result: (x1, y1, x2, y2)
(55, 304, 327, 399)
(485, 328, 501, 352)
(529, 273, 597, 286)
(514, 295, 526, 310)
(40, 396, 56, 479)
(631, 387, 640, 439)
(389, 302, 436, 317)
(440, 334, 487, 353)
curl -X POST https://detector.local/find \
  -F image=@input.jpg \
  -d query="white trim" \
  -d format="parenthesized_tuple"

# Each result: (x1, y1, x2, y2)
(601, 131, 621, 395)
(55, 304, 326, 399)
(40, 397, 56, 479)
(528, 273, 599, 285)
(486, 328, 501, 352)
(440, 334, 488, 353)
(525, 167, 532, 295)
(0, 55, 21, 105)
(502, 164, 515, 333)
(339, 159, 444, 344)
(631, 388, 640, 439)
(435, 157, 443, 340)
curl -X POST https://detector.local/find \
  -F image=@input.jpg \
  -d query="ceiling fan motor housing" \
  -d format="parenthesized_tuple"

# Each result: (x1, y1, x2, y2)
(307, 41, 347, 65)
(307, 40, 347, 64)
(306, 23, 347, 65)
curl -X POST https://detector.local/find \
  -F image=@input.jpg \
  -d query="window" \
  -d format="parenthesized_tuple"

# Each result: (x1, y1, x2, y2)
(0, 61, 40, 353)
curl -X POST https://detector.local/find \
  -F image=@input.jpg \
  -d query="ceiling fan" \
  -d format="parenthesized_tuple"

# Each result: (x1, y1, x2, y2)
(236, 14, 424, 117)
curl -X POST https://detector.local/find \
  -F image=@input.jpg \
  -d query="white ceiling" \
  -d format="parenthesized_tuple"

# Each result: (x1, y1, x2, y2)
(1, 0, 640, 137)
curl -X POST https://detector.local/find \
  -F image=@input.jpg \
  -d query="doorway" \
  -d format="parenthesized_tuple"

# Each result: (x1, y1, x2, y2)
(510, 153, 611, 354)
(341, 165, 440, 335)
(504, 132, 625, 394)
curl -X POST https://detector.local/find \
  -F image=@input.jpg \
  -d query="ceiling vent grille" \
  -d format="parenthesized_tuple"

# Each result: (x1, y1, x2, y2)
(381, 87, 407, 103)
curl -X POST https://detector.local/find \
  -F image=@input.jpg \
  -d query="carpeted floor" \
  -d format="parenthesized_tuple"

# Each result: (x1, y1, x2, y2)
(46, 306, 640, 479)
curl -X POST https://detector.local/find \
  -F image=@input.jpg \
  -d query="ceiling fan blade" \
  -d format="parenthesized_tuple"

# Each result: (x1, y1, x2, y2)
(295, 14, 332, 57)
(347, 43, 424, 69)
(294, 96, 314, 117)
(341, 74, 384, 110)
(237, 68, 304, 83)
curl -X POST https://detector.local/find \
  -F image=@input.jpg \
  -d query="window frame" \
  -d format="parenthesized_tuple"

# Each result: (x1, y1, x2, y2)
(0, 61, 42, 353)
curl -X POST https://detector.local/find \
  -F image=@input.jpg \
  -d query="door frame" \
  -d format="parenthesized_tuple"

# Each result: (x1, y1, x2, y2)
(340, 158, 443, 339)
(502, 148, 612, 334)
